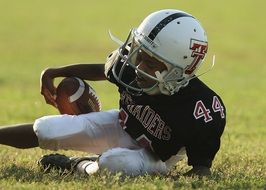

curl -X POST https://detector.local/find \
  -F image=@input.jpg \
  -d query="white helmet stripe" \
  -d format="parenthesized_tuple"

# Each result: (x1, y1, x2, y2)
(148, 12, 193, 40)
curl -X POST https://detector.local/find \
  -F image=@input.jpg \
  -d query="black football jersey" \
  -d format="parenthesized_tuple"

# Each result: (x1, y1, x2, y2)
(106, 64, 226, 168)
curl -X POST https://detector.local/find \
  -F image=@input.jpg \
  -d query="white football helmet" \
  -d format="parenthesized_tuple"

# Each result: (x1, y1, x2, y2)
(110, 9, 208, 95)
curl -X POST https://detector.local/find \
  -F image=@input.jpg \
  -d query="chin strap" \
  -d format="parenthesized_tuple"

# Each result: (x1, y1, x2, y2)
(108, 30, 123, 46)
(155, 71, 172, 95)
(140, 70, 169, 96)
(155, 70, 186, 96)
(108, 30, 131, 51)
(190, 55, 216, 80)
(152, 55, 216, 96)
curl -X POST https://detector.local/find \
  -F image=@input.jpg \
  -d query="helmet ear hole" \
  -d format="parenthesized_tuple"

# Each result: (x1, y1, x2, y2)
(108, 53, 113, 58)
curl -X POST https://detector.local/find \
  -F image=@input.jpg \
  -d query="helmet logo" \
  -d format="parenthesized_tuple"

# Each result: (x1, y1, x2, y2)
(185, 39, 208, 75)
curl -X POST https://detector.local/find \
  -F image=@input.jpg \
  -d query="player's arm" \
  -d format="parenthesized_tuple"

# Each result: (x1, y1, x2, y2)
(41, 63, 106, 81)
(184, 134, 222, 177)
(40, 63, 106, 107)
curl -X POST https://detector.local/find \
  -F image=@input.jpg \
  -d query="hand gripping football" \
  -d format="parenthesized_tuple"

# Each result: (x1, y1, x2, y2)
(55, 77, 101, 115)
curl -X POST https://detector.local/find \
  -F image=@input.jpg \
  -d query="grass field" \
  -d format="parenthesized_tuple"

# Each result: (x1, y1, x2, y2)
(0, 0, 265, 189)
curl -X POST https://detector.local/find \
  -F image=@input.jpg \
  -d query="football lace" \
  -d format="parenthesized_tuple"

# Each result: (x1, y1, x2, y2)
(89, 88, 101, 111)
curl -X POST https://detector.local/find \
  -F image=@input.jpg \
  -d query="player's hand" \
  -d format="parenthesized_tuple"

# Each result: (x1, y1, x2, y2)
(183, 166, 211, 177)
(40, 68, 58, 108)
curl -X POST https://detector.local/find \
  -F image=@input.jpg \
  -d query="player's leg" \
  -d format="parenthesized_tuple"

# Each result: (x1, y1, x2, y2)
(0, 123, 38, 148)
(38, 147, 187, 176)
(93, 147, 187, 176)
(33, 109, 140, 153)
(73, 148, 168, 176)
(97, 148, 168, 176)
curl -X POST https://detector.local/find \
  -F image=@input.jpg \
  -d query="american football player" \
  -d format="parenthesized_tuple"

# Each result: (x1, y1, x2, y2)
(0, 9, 226, 176)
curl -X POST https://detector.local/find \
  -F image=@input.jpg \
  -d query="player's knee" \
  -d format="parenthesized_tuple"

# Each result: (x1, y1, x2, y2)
(99, 148, 144, 176)
(33, 116, 51, 139)
(33, 115, 66, 142)
(33, 116, 63, 150)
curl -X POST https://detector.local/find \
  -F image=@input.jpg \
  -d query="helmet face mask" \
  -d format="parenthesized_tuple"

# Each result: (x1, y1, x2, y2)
(111, 9, 208, 96)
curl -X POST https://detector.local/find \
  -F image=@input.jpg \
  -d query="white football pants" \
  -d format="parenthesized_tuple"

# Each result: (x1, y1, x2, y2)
(33, 110, 186, 176)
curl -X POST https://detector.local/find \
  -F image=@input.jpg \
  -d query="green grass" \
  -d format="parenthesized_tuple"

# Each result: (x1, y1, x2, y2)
(0, 0, 265, 189)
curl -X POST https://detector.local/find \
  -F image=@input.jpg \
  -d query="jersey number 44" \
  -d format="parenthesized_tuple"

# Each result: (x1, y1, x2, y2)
(193, 96, 225, 123)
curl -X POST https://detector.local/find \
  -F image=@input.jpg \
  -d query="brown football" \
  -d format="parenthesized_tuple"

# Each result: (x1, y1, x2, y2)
(55, 77, 101, 115)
